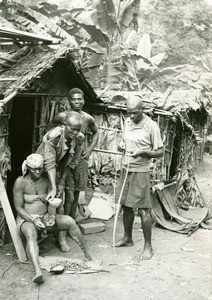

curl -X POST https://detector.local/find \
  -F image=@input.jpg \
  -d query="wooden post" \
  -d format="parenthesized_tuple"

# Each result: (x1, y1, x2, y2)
(32, 98, 38, 152)
(0, 176, 27, 262)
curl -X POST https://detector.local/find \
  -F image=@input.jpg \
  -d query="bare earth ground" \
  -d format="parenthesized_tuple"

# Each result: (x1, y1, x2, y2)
(0, 154, 212, 300)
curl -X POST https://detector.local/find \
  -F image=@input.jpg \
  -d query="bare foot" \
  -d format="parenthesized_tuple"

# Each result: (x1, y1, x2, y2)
(114, 237, 134, 247)
(33, 273, 44, 284)
(84, 260, 102, 271)
(84, 253, 102, 265)
(140, 247, 154, 260)
(60, 242, 71, 252)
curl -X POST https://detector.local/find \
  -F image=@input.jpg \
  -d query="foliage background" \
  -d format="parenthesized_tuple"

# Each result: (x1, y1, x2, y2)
(15, 0, 212, 67)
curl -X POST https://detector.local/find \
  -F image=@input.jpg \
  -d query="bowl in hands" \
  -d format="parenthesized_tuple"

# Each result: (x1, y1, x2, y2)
(48, 197, 62, 208)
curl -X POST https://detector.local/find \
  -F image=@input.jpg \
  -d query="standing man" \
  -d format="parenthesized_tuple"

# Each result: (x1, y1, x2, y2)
(115, 95, 164, 260)
(13, 154, 98, 284)
(36, 111, 84, 251)
(52, 88, 99, 219)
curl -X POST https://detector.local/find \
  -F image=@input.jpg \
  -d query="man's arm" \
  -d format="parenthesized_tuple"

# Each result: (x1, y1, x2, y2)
(132, 146, 164, 159)
(56, 166, 70, 197)
(46, 168, 57, 199)
(37, 130, 61, 201)
(132, 121, 164, 159)
(82, 117, 99, 159)
(148, 146, 164, 158)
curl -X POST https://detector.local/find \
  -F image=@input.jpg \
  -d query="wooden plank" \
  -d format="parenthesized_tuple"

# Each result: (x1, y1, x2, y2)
(0, 56, 17, 63)
(0, 78, 17, 81)
(0, 134, 9, 138)
(0, 176, 27, 262)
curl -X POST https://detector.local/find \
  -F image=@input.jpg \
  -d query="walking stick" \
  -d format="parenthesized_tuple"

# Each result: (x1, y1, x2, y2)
(112, 154, 130, 252)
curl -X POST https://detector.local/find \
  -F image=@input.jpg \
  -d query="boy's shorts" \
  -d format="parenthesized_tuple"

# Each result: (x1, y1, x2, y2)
(65, 158, 88, 192)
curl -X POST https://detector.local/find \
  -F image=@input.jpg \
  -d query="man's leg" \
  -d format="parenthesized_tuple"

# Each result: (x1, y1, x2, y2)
(21, 222, 44, 283)
(71, 158, 88, 219)
(58, 171, 75, 252)
(70, 191, 80, 219)
(115, 205, 134, 247)
(64, 189, 75, 216)
(55, 214, 97, 262)
(138, 208, 153, 260)
(57, 200, 71, 252)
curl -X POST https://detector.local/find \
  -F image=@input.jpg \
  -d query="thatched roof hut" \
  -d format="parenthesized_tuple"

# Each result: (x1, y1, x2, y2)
(0, 40, 100, 245)
(0, 26, 211, 245)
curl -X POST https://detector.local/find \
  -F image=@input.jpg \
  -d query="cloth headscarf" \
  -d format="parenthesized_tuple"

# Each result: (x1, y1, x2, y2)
(22, 153, 44, 176)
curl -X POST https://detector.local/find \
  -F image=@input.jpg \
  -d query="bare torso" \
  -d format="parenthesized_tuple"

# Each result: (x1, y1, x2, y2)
(79, 111, 93, 133)
(22, 176, 50, 215)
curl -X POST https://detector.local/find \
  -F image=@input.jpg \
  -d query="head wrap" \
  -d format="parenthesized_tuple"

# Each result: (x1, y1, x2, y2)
(22, 153, 44, 176)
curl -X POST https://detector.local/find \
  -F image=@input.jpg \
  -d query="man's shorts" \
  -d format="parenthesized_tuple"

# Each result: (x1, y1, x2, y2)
(115, 170, 151, 209)
(65, 157, 88, 192)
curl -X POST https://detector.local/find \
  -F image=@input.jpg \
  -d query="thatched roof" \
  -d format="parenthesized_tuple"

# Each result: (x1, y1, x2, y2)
(0, 46, 68, 98)
(0, 43, 100, 114)
(95, 88, 212, 116)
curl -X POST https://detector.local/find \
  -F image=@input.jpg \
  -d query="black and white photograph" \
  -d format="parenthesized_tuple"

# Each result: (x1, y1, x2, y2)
(0, 0, 211, 299)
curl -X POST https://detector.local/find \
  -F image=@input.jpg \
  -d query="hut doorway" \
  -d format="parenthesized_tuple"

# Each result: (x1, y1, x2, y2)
(7, 97, 35, 213)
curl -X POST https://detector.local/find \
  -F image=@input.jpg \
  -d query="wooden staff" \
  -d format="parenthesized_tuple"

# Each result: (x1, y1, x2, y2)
(112, 155, 130, 251)
(0, 176, 27, 262)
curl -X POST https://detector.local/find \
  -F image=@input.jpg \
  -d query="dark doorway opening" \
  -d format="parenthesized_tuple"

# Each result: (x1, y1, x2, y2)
(53, 59, 97, 105)
(7, 97, 35, 214)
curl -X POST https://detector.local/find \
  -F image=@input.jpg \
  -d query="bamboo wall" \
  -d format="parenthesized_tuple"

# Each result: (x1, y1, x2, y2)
(18, 96, 207, 209)
(0, 92, 207, 244)
(87, 109, 205, 209)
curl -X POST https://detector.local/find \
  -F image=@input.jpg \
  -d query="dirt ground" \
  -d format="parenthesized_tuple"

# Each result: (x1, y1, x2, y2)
(0, 154, 212, 300)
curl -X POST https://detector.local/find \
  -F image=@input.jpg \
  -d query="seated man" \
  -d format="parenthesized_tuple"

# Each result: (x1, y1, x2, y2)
(13, 153, 97, 284)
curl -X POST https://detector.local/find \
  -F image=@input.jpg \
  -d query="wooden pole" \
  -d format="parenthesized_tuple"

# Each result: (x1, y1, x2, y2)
(0, 26, 58, 43)
(32, 98, 38, 152)
(98, 125, 121, 132)
(0, 91, 18, 104)
(0, 176, 27, 262)
(93, 148, 122, 155)
(17, 93, 68, 97)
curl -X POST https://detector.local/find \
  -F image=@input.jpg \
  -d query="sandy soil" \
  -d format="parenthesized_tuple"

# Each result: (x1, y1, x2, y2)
(0, 154, 211, 300)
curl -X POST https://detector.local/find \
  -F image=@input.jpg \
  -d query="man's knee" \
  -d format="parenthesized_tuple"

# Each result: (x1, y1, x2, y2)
(23, 225, 38, 240)
(61, 215, 77, 228)
(138, 208, 151, 218)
